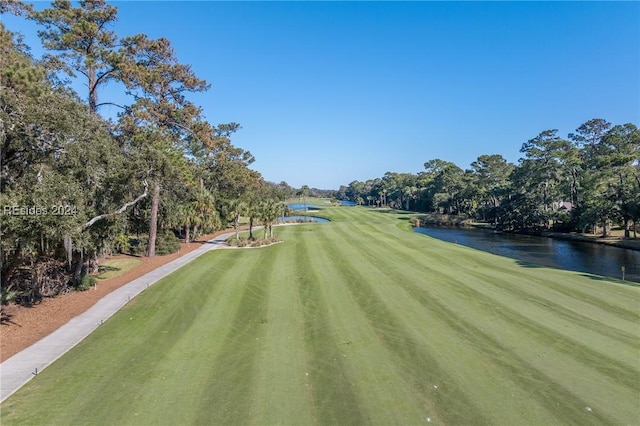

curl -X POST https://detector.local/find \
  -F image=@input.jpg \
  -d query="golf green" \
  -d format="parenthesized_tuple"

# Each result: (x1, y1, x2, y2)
(1, 207, 638, 425)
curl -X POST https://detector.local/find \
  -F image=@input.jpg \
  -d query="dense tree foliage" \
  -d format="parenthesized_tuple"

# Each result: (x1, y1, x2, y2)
(0, 2, 296, 307)
(340, 120, 640, 236)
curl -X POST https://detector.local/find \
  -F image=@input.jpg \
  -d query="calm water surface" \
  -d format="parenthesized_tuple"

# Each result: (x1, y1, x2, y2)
(414, 227, 640, 283)
(278, 215, 329, 223)
(287, 203, 323, 211)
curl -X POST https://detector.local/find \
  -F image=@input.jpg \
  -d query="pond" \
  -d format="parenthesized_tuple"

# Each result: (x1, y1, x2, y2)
(277, 215, 329, 223)
(287, 203, 323, 211)
(340, 200, 357, 206)
(414, 226, 640, 283)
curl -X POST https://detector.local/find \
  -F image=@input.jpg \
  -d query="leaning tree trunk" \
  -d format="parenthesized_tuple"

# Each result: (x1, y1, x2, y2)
(146, 181, 161, 257)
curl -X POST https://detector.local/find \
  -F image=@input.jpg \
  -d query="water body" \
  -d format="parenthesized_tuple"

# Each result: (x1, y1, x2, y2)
(414, 226, 640, 283)
(341, 200, 357, 206)
(287, 203, 323, 211)
(277, 215, 329, 223)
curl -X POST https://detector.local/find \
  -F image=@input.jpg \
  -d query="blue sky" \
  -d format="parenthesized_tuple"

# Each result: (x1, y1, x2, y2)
(3, 1, 639, 189)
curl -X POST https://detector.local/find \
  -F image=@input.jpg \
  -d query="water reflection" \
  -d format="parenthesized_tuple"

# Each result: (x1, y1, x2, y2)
(277, 215, 329, 223)
(414, 227, 640, 283)
(287, 203, 323, 211)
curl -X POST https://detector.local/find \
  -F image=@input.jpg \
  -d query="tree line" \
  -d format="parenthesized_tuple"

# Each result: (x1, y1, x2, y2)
(0, 0, 300, 307)
(337, 119, 640, 237)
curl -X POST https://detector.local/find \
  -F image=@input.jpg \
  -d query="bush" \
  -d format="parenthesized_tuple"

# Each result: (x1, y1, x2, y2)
(155, 230, 181, 255)
(76, 275, 97, 291)
(129, 238, 147, 256)
(113, 233, 130, 254)
(228, 236, 249, 247)
(228, 236, 281, 248)
(127, 231, 181, 256)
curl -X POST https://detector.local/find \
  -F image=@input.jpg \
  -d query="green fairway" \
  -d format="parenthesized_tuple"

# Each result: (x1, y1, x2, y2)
(2, 206, 638, 425)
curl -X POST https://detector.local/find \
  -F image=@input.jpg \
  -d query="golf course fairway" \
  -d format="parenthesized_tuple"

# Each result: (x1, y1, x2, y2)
(1, 207, 638, 425)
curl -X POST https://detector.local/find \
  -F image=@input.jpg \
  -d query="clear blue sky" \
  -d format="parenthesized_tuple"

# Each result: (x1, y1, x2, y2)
(3, 1, 639, 189)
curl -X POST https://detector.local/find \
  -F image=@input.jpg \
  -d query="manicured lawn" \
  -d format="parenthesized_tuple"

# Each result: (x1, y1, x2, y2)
(1, 207, 638, 425)
(95, 257, 143, 280)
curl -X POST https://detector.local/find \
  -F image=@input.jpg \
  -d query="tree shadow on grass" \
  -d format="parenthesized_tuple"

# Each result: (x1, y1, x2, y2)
(515, 260, 545, 269)
(97, 265, 120, 274)
(96, 265, 122, 280)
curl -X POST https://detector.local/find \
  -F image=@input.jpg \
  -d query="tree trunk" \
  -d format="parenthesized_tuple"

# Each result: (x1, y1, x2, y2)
(88, 66, 97, 113)
(623, 217, 630, 238)
(249, 217, 254, 240)
(146, 180, 160, 257)
(73, 251, 83, 282)
(184, 225, 190, 243)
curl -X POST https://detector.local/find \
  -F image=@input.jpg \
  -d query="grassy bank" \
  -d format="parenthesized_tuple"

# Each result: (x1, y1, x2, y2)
(1, 207, 638, 425)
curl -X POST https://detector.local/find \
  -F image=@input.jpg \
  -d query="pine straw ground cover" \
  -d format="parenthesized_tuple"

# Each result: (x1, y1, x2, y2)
(1, 207, 638, 425)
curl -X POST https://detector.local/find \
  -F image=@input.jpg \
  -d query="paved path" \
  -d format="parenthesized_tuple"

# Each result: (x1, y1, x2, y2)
(0, 232, 234, 403)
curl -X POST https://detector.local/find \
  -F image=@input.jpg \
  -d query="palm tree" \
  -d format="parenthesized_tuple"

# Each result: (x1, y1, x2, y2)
(301, 185, 310, 209)
(246, 199, 260, 240)
(192, 189, 218, 239)
(260, 199, 285, 238)
(226, 199, 247, 241)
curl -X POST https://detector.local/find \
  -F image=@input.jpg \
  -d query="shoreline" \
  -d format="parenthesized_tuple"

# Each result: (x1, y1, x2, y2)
(410, 215, 640, 252)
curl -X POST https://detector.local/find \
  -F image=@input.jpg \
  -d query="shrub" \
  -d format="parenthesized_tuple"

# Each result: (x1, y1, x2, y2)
(155, 230, 181, 255)
(113, 233, 130, 254)
(76, 275, 97, 291)
(129, 238, 147, 256)
(227, 236, 281, 248)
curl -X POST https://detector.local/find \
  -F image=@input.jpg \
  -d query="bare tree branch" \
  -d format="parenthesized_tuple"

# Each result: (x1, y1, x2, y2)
(81, 181, 148, 230)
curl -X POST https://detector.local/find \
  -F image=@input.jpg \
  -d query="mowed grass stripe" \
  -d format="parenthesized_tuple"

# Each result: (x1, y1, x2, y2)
(352, 218, 639, 362)
(299, 224, 447, 424)
(335, 223, 633, 424)
(319, 222, 548, 424)
(0, 251, 248, 425)
(192, 247, 277, 425)
(359, 209, 639, 322)
(351, 219, 639, 374)
(121, 249, 273, 425)
(249, 240, 316, 425)
(339, 215, 639, 423)
(292, 227, 369, 424)
(351, 214, 639, 346)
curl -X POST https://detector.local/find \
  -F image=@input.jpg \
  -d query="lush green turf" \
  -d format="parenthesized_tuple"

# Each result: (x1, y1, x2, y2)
(2, 207, 638, 425)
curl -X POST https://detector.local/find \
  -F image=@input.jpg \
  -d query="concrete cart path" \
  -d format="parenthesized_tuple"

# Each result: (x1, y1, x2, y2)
(0, 232, 234, 403)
